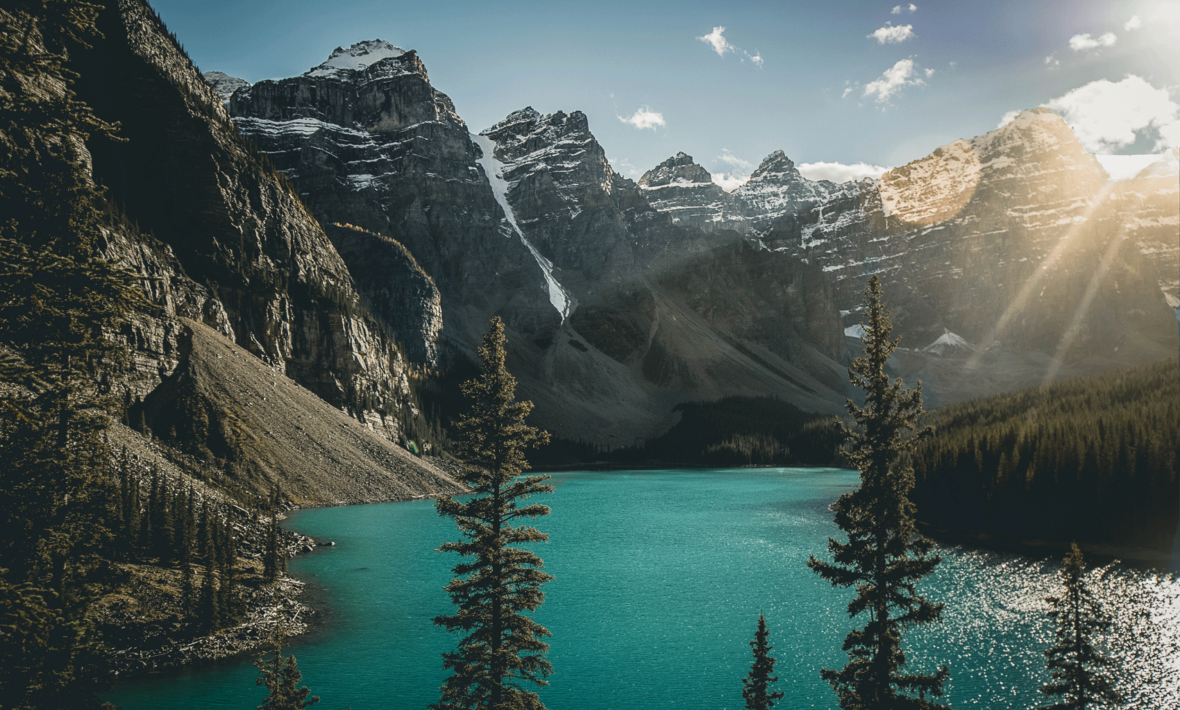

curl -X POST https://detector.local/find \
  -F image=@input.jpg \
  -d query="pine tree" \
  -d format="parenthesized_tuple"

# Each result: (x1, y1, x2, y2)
(255, 633, 320, 710)
(742, 613, 785, 710)
(807, 275, 950, 710)
(1039, 543, 1122, 710)
(198, 564, 219, 634)
(433, 317, 554, 710)
(264, 486, 283, 584)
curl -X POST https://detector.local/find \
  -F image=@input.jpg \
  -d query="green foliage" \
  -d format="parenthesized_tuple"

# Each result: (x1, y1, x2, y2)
(255, 634, 319, 710)
(911, 358, 1179, 550)
(807, 276, 950, 710)
(742, 613, 784, 710)
(1039, 544, 1122, 710)
(433, 317, 554, 710)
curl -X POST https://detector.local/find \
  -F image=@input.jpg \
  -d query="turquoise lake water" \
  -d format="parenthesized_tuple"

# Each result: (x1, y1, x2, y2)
(106, 468, 1180, 709)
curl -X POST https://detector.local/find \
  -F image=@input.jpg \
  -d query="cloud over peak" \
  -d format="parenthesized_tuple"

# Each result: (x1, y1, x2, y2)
(869, 23, 915, 44)
(618, 107, 666, 131)
(1044, 75, 1179, 153)
(797, 161, 889, 183)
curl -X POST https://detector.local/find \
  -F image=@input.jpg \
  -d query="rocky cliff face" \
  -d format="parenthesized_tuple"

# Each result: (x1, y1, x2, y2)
(636, 150, 836, 235)
(74, 0, 421, 436)
(203, 70, 249, 106)
(637, 152, 745, 233)
(732, 150, 835, 232)
(228, 42, 557, 349)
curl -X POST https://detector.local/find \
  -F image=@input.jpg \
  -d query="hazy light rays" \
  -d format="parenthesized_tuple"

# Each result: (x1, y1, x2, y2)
(1040, 220, 1128, 385)
(965, 181, 1116, 372)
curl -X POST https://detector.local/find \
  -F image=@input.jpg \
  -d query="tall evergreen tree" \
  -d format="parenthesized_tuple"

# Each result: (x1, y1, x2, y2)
(807, 275, 950, 710)
(433, 317, 554, 710)
(1039, 543, 1122, 710)
(264, 485, 283, 584)
(742, 613, 785, 710)
(255, 632, 320, 710)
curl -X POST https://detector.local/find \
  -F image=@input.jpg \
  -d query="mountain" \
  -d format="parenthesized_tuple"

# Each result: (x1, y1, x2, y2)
(637, 152, 744, 233)
(202, 70, 249, 105)
(637, 150, 839, 235)
(39, 0, 455, 491)
(227, 41, 559, 356)
(224, 45, 853, 445)
(635, 109, 1178, 407)
(764, 108, 1176, 355)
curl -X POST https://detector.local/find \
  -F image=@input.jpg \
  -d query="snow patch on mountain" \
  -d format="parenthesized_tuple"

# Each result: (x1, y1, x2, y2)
(470, 132, 571, 321)
(844, 323, 867, 338)
(923, 330, 974, 356)
(308, 40, 405, 77)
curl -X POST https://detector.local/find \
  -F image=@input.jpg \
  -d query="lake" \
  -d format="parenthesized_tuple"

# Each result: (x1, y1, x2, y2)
(105, 467, 1180, 709)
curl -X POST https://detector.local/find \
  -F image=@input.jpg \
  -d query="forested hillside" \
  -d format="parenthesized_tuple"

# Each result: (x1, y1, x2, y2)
(911, 357, 1179, 553)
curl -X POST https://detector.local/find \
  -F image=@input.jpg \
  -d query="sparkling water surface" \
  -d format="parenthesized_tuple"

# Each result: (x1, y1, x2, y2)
(105, 468, 1180, 709)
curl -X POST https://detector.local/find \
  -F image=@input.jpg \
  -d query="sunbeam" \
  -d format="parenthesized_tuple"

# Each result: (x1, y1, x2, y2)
(964, 181, 1117, 373)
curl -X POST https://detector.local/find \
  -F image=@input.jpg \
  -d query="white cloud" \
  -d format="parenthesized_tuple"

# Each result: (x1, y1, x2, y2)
(797, 161, 890, 183)
(842, 86, 855, 98)
(924, 67, 935, 78)
(1125, 15, 1141, 31)
(891, 3, 917, 13)
(698, 26, 733, 56)
(697, 26, 763, 67)
(1045, 54, 1060, 67)
(1044, 75, 1179, 152)
(1069, 32, 1117, 51)
(718, 149, 754, 171)
(863, 58, 924, 103)
(997, 109, 1022, 129)
(711, 172, 748, 191)
(618, 107, 666, 131)
(869, 23, 915, 44)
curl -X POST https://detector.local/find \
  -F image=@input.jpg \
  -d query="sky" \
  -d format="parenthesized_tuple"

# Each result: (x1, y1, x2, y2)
(151, 0, 1180, 187)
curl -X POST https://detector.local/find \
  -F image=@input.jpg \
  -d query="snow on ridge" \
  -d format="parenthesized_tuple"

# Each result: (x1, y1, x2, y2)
(308, 40, 405, 77)
(470, 133, 572, 322)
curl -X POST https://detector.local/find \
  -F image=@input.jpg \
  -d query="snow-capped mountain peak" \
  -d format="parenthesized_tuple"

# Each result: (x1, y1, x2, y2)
(307, 40, 406, 77)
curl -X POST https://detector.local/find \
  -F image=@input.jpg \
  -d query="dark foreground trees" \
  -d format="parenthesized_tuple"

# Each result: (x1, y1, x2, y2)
(808, 275, 950, 710)
(1039, 543, 1122, 710)
(433, 317, 554, 710)
(742, 613, 784, 710)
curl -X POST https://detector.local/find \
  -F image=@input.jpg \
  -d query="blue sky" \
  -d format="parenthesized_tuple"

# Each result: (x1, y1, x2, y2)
(152, 0, 1180, 185)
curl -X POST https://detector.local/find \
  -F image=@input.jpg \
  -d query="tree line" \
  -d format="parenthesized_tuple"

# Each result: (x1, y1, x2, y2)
(910, 356, 1178, 551)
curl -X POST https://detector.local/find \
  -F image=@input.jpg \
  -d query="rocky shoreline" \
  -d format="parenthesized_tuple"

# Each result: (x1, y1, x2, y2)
(107, 575, 313, 676)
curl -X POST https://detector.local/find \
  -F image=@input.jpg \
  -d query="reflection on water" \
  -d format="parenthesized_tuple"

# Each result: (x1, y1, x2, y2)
(105, 468, 1180, 709)
(914, 546, 1180, 708)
